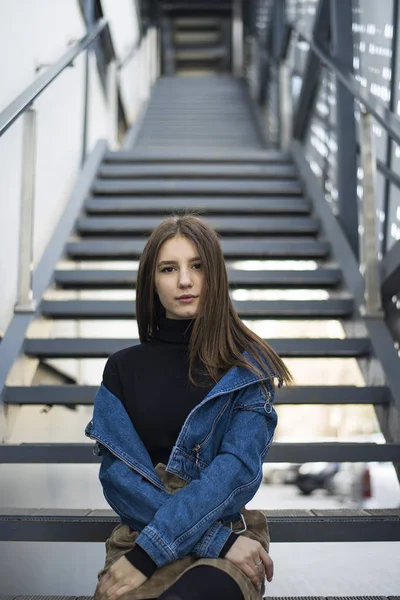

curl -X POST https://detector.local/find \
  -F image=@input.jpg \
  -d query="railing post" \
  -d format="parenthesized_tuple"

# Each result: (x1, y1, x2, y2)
(14, 108, 37, 314)
(359, 106, 383, 317)
(278, 62, 292, 150)
(330, 0, 359, 258)
(81, 47, 90, 166)
(232, 0, 243, 76)
(107, 59, 118, 150)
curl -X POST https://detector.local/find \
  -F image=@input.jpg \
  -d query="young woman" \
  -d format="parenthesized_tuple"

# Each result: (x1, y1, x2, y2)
(85, 214, 292, 600)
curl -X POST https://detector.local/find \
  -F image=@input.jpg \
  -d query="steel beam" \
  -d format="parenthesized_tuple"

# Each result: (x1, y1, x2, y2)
(330, 0, 358, 258)
(292, 0, 331, 140)
(381, 239, 400, 299)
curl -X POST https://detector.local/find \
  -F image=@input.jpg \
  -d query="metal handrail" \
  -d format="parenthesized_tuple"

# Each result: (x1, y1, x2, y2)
(0, 18, 109, 138)
(117, 40, 141, 70)
(292, 27, 400, 146)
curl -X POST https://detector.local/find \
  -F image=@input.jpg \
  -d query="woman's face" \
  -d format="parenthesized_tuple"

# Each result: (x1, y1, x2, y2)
(154, 235, 204, 320)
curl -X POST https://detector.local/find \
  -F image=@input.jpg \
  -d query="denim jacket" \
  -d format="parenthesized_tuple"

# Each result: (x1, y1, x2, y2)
(84, 349, 278, 569)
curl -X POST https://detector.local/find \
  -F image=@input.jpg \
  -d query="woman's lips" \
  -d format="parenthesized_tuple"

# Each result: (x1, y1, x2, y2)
(177, 296, 197, 303)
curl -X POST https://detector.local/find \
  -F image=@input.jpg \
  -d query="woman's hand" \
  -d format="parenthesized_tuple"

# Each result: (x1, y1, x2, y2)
(224, 536, 273, 591)
(94, 555, 148, 600)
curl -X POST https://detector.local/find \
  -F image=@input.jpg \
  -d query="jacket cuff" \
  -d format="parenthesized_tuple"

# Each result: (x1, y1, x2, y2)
(192, 521, 233, 558)
(219, 532, 238, 557)
(125, 544, 158, 579)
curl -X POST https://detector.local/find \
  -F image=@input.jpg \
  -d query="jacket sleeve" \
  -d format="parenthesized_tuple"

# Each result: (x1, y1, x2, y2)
(95, 358, 237, 572)
(134, 378, 277, 569)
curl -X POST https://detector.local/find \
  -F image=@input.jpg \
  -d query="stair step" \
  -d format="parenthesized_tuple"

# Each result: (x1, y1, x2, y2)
(76, 216, 320, 236)
(84, 196, 312, 215)
(1, 508, 399, 543)
(91, 179, 303, 196)
(24, 338, 371, 358)
(98, 164, 298, 179)
(54, 267, 342, 289)
(3, 385, 389, 406)
(66, 238, 330, 259)
(1, 443, 399, 464)
(162, 2, 232, 16)
(175, 45, 228, 60)
(39, 298, 354, 319)
(104, 150, 293, 163)
(174, 17, 222, 29)
(173, 31, 222, 44)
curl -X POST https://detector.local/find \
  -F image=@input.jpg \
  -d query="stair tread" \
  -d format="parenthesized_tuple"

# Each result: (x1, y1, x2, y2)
(104, 150, 293, 162)
(84, 196, 312, 214)
(1, 442, 400, 463)
(91, 179, 303, 195)
(76, 216, 320, 235)
(24, 338, 372, 358)
(66, 238, 331, 259)
(39, 298, 354, 319)
(54, 267, 342, 289)
(3, 385, 389, 406)
(98, 164, 298, 178)
(0, 508, 399, 543)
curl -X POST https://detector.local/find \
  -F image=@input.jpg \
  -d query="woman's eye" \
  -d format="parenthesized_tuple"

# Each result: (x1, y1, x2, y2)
(161, 267, 175, 273)
(193, 263, 202, 270)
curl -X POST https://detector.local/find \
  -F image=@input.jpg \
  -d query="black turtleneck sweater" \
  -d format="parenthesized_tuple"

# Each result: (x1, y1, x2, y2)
(102, 316, 238, 578)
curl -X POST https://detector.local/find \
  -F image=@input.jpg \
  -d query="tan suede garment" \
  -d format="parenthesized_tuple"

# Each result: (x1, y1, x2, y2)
(97, 463, 270, 599)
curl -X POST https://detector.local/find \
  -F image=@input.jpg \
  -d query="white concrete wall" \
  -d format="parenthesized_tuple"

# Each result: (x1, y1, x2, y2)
(0, 1, 143, 594)
(0, 0, 140, 336)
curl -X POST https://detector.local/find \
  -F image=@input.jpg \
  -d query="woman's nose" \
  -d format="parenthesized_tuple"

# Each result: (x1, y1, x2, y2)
(178, 270, 193, 286)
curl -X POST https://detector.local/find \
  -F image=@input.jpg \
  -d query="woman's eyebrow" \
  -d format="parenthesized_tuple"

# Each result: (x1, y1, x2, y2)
(157, 256, 201, 267)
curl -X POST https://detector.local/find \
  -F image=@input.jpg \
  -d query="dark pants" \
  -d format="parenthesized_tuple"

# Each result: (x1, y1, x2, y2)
(144, 564, 244, 600)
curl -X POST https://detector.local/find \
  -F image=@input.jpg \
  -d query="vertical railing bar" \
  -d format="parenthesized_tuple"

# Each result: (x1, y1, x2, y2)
(15, 108, 37, 314)
(232, 0, 243, 76)
(107, 59, 118, 150)
(359, 106, 383, 317)
(81, 47, 90, 166)
(81, 0, 95, 166)
(382, 0, 399, 256)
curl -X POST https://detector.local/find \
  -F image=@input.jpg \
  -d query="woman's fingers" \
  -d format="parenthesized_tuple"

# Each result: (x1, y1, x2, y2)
(240, 562, 263, 590)
(95, 572, 111, 600)
(259, 547, 274, 582)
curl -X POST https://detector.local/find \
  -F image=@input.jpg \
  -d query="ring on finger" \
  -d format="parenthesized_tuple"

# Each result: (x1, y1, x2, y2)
(255, 559, 263, 567)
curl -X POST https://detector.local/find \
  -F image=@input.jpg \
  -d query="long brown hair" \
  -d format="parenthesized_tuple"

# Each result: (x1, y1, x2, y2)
(136, 214, 293, 388)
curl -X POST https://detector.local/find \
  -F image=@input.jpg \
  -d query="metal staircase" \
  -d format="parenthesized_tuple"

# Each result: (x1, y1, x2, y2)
(1, 0, 400, 597)
(1, 75, 400, 545)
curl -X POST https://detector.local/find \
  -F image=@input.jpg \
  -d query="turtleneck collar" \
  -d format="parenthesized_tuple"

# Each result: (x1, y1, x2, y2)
(154, 316, 195, 345)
